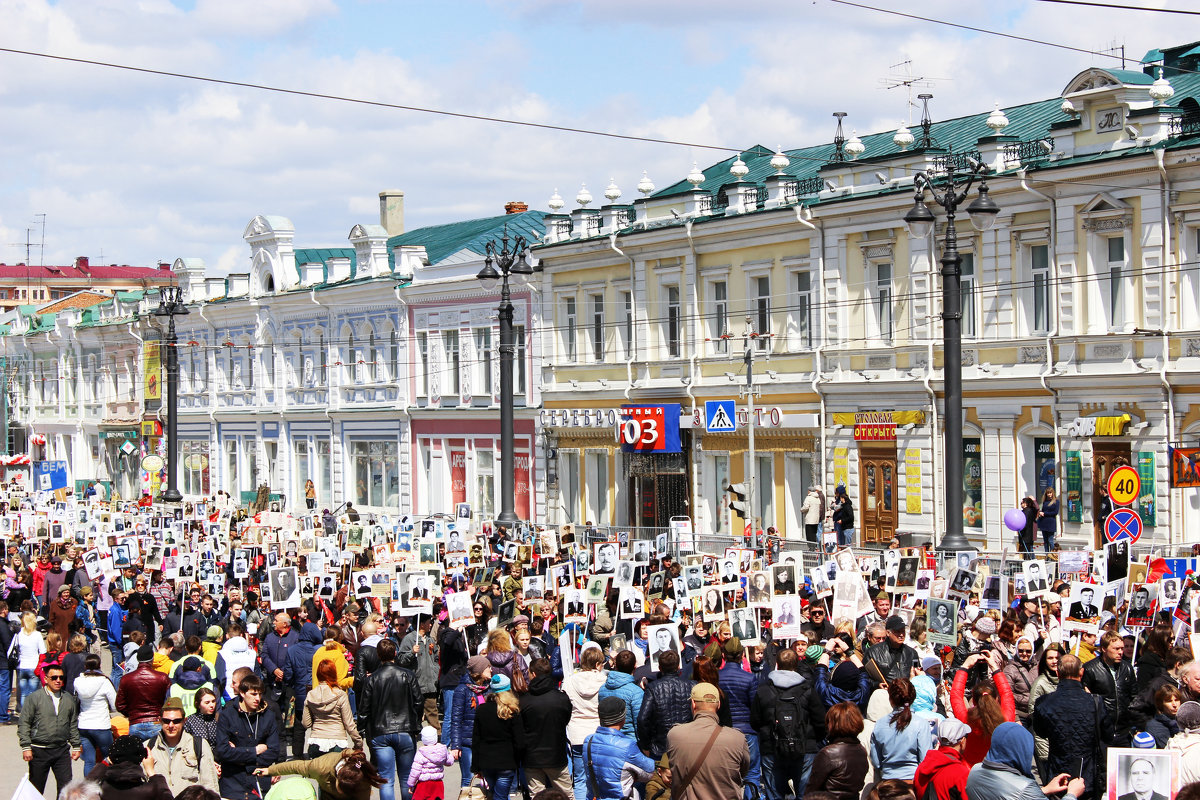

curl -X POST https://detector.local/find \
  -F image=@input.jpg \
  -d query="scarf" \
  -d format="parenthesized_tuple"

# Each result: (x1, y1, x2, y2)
(983, 722, 1035, 778)
(58, 596, 74, 610)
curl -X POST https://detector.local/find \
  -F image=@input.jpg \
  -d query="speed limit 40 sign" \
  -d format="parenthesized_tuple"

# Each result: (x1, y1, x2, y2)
(1107, 465, 1140, 507)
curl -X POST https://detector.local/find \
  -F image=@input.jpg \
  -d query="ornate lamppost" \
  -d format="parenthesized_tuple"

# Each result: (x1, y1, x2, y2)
(153, 285, 189, 504)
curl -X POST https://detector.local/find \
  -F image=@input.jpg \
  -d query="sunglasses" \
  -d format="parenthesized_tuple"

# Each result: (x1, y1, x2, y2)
(46, 675, 64, 682)
(1018, 649, 1033, 654)
(162, 718, 184, 725)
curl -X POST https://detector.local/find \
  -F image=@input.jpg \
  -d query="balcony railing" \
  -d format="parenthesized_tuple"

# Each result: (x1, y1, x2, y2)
(1003, 136, 1054, 166)
(783, 176, 825, 203)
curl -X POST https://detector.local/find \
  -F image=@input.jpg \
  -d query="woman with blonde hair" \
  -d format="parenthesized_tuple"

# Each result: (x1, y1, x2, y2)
(471, 674, 526, 800)
(10, 610, 45, 706)
(304, 658, 364, 756)
(484, 627, 528, 693)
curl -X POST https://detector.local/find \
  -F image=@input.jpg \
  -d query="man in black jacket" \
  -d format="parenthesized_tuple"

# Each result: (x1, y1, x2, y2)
(519, 657, 573, 794)
(357, 638, 422, 800)
(636, 649, 695, 759)
(864, 615, 919, 686)
(1083, 631, 1135, 746)
(750, 647, 826, 800)
(1033, 653, 1113, 800)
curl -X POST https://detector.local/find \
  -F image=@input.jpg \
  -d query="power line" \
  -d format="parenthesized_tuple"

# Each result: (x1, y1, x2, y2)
(1033, 0, 1200, 15)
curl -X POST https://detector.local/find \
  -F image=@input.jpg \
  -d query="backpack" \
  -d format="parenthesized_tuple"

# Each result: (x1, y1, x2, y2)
(773, 685, 809, 759)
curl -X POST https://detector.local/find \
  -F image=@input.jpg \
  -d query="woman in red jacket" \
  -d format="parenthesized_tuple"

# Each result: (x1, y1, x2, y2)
(913, 717, 973, 800)
(949, 650, 1016, 765)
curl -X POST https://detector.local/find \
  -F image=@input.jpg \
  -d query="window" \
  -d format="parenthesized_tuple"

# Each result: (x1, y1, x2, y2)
(666, 286, 681, 357)
(318, 334, 327, 386)
(586, 451, 609, 524)
(390, 330, 400, 382)
(316, 439, 332, 507)
(181, 440, 210, 496)
(416, 332, 429, 396)
(1108, 236, 1125, 327)
(263, 345, 275, 389)
(224, 438, 238, 493)
(755, 276, 771, 349)
(351, 440, 399, 507)
(793, 272, 812, 348)
(444, 330, 460, 396)
(293, 439, 310, 503)
(1031, 244, 1051, 334)
(514, 324, 527, 396)
(368, 332, 377, 382)
(875, 263, 893, 340)
(563, 298, 577, 361)
(960, 253, 977, 338)
(346, 334, 358, 384)
(559, 451, 579, 522)
(590, 294, 605, 361)
(711, 281, 729, 354)
(476, 449, 495, 520)
(475, 328, 493, 396)
(756, 454, 774, 527)
(710, 454, 729, 534)
(621, 291, 634, 359)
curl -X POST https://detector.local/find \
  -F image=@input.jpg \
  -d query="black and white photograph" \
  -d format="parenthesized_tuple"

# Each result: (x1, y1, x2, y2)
(1125, 583, 1157, 628)
(647, 571, 667, 601)
(1106, 748, 1179, 800)
(113, 544, 131, 569)
(586, 574, 610, 604)
(614, 560, 636, 587)
(549, 562, 573, 593)
(772, 564, 796, 596)
(593, 541, 618, 574)
(647, 624, 681, 672)
(268, 566, 301, 610)
(1161, 578, 1181, 609)
(702, 587, 725, 621)
(353, 571, 372, 598)
(955, 550, 978, 571)
(419, 543, 438, 565)
(719, 558, 740, 586)
(619, 586, 645, 619)
(522, 575, 545, 601)
(895, 557, 919, 591)
(927, 598, 958, 644)
(1106, 540, 1130, 585)
(684, 564, 704, 594)
(1064, 580, 1102, 630)
(809, 566, 832, 599)
(446, 590, 474, 630)
(1023, 560, 1049, 597)
(495, 599, 516, 628)
(630, 539, 651, 564)
(399, 571, 432, 609)
(980, 575, 1004, 610)
(947, 568, 977, 599)
(771, 596, 802, 639)
(564, 589, 587, 622)
(729, 606, 758, 644)
(748, 571, 773, 604)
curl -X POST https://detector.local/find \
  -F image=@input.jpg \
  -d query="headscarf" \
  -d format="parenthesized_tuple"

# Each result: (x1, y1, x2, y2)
(984, 721, 1035, 778)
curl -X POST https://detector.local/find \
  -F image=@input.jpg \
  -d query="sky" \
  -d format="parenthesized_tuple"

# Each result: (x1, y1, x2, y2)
(0, 0, 1191, 274)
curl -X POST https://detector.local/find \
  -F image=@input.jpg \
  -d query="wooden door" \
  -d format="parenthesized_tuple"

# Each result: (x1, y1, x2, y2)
(1092, 441, 1131, 548)
(859, 446, 897, 544)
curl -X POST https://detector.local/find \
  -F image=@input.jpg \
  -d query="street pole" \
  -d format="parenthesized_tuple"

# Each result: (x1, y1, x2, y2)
(154, 286, 188, 505)
(497, 276, 517, 527)
(743, 315, 757, 545)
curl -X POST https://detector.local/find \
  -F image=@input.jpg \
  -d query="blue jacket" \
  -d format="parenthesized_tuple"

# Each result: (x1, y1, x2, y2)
(215, 701, 280, 800)
(814, 662, 873, 713)
(282, 623, 322, 701)
(598, 671, 644, 739)
(106, 603, 126, 647)
(261, 626, 298, 681)
(450, 674, 487, 751)
(582, 726, 657, 800)
(719, 661, 760, 734)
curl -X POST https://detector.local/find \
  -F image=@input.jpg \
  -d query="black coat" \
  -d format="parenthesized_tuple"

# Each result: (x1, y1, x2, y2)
(1032, 680, 1112, 800)
(636, 672, 695, 758)
(865, 641, 919, 686)
(1082, 655, 1135, 745)
(518, 674, 571, 768)
(438, 627, 469, 692)
(750, 671, 827, 755)
(356, 662, 422, 740)
(471, 699, 526, 772)
(215, 702, 280, 800)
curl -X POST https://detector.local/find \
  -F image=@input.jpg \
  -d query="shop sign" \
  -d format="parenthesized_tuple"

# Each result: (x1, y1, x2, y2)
(514, 452, 530, 520)
(688, 406, 785, 429)
(141, 455, 164, 472)
(35, 460, 68, 491)
(963, 438, 982, 529)
(99, 430, 138, 440)
(833, 410, 926, 441)
(618, 404, 682, 454)
(905, 448, 922, 514)
(1035, 438, 1056, 495)
(141, 421, 162, 437)
(1170, 446, 1200, 489)
(143, 342, 162, 403)
(1068, 414, 1130, 437)
(539, 408, 621, 429)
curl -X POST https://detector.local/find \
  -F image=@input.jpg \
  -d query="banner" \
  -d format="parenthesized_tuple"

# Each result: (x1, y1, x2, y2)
(1170, 447, 1200, 488)
(618, 404, 682, 454)
(449, 448, 467, 506)
(1035, 437, 1056, 495)
(1138, 451, 1156, 526)
(1065, 450, 1083, 523)
(963, 438, 982, 529)
(143, 341, 162, 404)
(833, 448, 849, 489)
(514, 452, 530, 520)
(905, 448, 922, 514)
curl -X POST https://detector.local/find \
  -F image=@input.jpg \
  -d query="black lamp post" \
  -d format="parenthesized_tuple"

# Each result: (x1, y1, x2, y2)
(153, 285, 189, 504)
(903, 156, 1000, 552)
(476, 228, 533, 527)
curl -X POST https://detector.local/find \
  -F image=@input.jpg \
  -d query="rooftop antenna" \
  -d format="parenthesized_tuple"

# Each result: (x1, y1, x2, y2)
(34, 214, 45, 267)
(878, 59, 947, 124)
(1098, 41, 1126, 69)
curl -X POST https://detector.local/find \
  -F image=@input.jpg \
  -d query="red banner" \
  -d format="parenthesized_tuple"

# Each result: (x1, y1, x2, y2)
(449, 449, 467, 505)
(514, 452, 530, 520)
(854, 423, 896, 441)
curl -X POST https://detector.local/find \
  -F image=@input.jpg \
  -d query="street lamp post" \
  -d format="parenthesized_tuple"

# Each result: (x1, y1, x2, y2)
(902, 156, 999, 551)
(154, 285, 189, 504)
(477, 228, 533, 528)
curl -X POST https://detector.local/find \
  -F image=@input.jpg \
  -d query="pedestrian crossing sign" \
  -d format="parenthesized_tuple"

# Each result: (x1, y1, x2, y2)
(705, 400, 737, 432)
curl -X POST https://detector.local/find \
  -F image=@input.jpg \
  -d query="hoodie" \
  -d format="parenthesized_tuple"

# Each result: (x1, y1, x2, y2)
(914, 745, 971, 800)
(912, 674, 946, 733)
(284, 622, 323, 699)
(168, 654, 216, 717)
(407, 729, 454, 786)
(599, 671, 644, 739)
(563, 668, 609, 746)
(215, 636, 258, 702)
(751, 668, 827, 756)
(311, 640, 354, 690)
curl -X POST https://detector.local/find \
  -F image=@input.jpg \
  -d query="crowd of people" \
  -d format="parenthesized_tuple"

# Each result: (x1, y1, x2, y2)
(5, 492, 1200, 800)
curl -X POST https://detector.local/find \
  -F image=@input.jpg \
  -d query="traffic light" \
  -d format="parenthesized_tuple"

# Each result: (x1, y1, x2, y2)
(727, 482, 748, 518)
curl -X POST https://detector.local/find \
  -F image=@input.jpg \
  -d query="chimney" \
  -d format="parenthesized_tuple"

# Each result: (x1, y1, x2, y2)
(75, 256, 89, 271)
(379, 190, 405, 236)
(158, 262, 171, 271)
(505, 201, 529, 215)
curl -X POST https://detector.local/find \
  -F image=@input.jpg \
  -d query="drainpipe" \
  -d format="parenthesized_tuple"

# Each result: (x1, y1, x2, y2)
(923, 339, 941, 539)
(682, 222, 701, 416)
(794, 205, 830, 490)
(1154, 149, 1177, 547)
(609, 234, 637, 401)
(1160, 329, 1176, 547)
(1020, 168, 1064, 514)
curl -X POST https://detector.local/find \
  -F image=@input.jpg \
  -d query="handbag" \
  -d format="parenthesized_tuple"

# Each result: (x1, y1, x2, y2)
(7, 637, 19, 672)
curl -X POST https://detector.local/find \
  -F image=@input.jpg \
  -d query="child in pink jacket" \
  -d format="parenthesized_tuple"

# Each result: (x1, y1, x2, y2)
(407, 726, 455, 800)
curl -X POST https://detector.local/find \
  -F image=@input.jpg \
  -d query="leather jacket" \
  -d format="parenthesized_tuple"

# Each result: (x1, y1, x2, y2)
(1083, 654, 1135, 740)
(115, 664, 170, 725)
(356, 662, 422, 740)
(865, 641, 920, 685)
(808, 739, 870, 800)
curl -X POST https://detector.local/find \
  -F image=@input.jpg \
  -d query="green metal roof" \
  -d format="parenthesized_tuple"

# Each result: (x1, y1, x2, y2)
(1143, 48, 1165, 63)
(386, 209, 546, 269)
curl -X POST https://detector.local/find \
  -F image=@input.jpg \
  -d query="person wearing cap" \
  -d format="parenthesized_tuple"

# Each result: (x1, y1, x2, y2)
(470, 673, 526, 800)
(1032, 653, 1111, 799)
(913, 717, 972, 800)
(964, 722, 1084, 800)
(1082, 630, 1136, 747)
(48, 583, 79, 645)
(449, 654, 493, 789)
(1167, 700, 1200, 784)
(89, 733, 174, 800)
(667, 682, 749, 800)
(718, 636, 763, 791)
(200, 625, 223, 664)
(583, 696, 656, 800)
(751, 647, 826, 798)
(144, 698, 219, 796)
(865, 615, 920, 687)
(115, 643, 170, 741)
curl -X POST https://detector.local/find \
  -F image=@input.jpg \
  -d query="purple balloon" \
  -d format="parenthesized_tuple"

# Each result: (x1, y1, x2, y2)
(1003, 508, 1026, 532)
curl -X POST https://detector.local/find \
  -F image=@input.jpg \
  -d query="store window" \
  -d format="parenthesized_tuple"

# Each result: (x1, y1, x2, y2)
(181, 440, 210, 496)
(351, 440, 399, 507)
(586, 450, 609, 524)
(559, 451, 580, 523)
(709, 454, 729, 534)
(476, 449, 495, 520)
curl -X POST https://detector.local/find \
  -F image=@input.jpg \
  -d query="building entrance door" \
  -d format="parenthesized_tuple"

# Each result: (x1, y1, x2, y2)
(1092, 441, 1131, 548)
(859, 444, 897, 544)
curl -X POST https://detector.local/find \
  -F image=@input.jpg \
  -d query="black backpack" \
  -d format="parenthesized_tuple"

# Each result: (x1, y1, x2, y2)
(773, 685, 809, 759)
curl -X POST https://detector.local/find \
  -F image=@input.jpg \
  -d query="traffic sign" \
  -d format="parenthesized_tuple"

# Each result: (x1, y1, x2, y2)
(1105, 508, 1143, 543)
(1107, 465, 1140, 506)
(705, 400, 737, 432)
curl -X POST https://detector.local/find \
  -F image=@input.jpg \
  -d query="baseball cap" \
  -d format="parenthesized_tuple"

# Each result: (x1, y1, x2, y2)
(885, 615, 907, 633)
(691, 682, 720, 703)
(938, 717, 971, 745)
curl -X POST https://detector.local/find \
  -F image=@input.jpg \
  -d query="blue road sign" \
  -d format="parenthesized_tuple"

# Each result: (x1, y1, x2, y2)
(705, 400, 737, 432)
(1104, 508, 1142, 543)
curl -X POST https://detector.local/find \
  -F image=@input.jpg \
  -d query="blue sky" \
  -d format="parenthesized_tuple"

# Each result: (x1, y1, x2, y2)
(0, 0, 1189, 273)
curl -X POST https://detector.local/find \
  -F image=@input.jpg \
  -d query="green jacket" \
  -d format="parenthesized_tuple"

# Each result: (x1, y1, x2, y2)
(18, 686, 80, 750)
